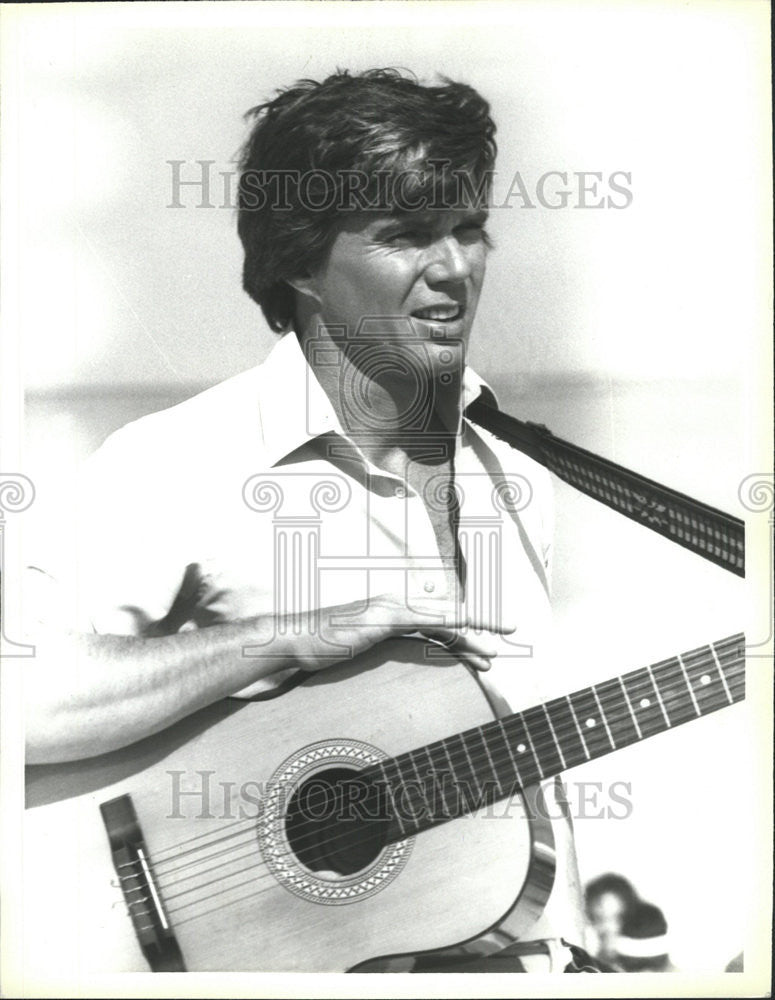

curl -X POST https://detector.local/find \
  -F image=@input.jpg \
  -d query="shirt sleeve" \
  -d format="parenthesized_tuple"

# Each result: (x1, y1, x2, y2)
(22, 422, 202, 637)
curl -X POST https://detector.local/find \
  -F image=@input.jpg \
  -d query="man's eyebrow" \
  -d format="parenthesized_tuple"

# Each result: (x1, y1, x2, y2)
(380, 207, 490, 226)
(380, 210, 434, 225)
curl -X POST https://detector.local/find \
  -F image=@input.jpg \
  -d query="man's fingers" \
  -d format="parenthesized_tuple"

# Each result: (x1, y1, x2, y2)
(398, 597, 517, 636)
(464, 616, 517, 635)
(460, 653, 492, 673)
(419, 627, 499, 668)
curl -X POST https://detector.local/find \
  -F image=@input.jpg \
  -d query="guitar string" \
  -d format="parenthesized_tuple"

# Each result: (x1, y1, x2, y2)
(134, 638, 744, 880)
(117, 664, 744, 912)
(128, 673, 746, 931)
(124, 677, 733, 894)
(140, 645, 743, 870)
(145, 669, 747, 929)
(127, 663, 745, 901)
(145, 813, 261, 860)
(119, 656, 744, 892)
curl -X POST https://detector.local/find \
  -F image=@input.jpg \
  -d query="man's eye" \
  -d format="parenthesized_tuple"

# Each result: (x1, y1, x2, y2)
(386, 229, 426, 244)
(456, 222, 492, 246)
(456, 222, 485, 236)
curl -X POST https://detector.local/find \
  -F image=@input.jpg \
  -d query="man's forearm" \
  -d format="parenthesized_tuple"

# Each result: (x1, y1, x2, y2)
(24, 596, 506, 764)
(24, 615, 299, 764)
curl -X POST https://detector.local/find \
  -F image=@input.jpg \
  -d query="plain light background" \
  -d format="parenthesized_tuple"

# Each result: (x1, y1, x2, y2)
(3, 0, 772, 979)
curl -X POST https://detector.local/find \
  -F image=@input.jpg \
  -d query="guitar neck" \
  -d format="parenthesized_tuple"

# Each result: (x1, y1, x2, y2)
(369, 633, 745, 842)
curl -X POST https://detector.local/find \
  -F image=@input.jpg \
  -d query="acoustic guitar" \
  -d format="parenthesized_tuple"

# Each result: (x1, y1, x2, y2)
(23, 633, 744, 974)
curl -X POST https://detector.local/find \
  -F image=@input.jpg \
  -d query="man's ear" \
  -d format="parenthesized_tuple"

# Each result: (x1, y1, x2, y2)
(286, 270, 320, 304)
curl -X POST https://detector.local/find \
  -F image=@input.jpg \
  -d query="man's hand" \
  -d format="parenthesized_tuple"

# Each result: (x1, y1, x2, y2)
(288, 593, 516, 675)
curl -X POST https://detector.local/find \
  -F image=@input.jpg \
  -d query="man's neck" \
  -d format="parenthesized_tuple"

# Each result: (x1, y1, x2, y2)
(297, 324, 464, 475)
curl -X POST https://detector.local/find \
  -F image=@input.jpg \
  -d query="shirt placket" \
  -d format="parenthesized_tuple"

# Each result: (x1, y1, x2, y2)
(354, 464, 451, 607)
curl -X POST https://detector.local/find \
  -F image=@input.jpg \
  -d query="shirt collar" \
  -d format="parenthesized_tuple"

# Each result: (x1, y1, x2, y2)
(257, 331, 499, 467)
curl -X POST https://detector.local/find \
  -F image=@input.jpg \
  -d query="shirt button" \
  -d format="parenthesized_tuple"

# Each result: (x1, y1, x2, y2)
(394, 485, 406, 499)
(423, 581, 436, 593)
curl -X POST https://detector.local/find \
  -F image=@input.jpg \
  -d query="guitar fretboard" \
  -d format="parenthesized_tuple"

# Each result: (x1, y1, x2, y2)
(364, 634, 745, 842)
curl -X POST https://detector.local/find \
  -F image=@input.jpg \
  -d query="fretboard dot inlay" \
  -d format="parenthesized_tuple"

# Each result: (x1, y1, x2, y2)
(369, 634, 742, 841)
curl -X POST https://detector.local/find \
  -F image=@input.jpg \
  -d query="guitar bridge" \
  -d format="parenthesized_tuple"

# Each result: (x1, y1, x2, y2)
(100, 794, 186, 972)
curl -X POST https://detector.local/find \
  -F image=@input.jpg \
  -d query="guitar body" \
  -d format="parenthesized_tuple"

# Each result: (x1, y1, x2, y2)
(24, 639, 555, 974)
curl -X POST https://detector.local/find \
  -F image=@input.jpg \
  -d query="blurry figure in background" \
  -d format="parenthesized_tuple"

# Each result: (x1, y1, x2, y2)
(584, 873, 639, 967)
(616, 901, 675, 972)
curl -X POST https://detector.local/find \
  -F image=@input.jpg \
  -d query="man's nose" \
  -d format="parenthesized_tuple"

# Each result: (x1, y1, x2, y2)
(424, 236, 473, 284)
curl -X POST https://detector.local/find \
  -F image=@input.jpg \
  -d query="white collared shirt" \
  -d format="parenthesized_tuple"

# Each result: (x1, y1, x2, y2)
(28, 332, 553, 703)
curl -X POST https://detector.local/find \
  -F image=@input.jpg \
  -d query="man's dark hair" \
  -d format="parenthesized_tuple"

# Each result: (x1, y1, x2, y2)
(237, 68, 497, 332)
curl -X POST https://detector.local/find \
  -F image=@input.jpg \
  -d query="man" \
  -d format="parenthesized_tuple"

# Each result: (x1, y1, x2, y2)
(24, 68, 586, 971)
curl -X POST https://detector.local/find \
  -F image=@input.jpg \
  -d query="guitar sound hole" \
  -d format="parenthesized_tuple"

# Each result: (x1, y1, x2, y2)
(285, 767, 390, 877)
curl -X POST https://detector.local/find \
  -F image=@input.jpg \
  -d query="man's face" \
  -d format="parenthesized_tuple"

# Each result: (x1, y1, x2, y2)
(300, 205, 490, 356)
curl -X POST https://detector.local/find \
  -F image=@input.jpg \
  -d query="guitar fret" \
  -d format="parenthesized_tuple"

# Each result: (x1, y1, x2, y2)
(680, 645, 726, 713)
(378, 760, 408, 838)
(455, 733, 484, 811)
(568, 688, 613, 757)
(423, 745, 456, 822)
(565, 696, 591, 760)
(714, 636, 745, 702)
(459, 734, 479, 784)
(677, 654, 701, 717)
(523, 705, 560, 775)
(542, 703, 567, 769)
(395, 752, 432, 833)
(496, 719, 525, 786)
(596, 678, 639, 747)
(395, 755, 421, 834)
(710, 644, 734, 705)
(476, 728, 503, 795)
(591, 686, 616, 749)
(645, 664, 671, 728)
(650, 656, 697, 726)
(407, 749, 425, 787)
(617, 676, 642, 740)
(500, 714, 542, 784)
(438, 739, 464, 819)
(518, 712, 545, 778)
(623, 669, 670, 737)
(544, 696, 587, 767)
(440, 738, 458, 784)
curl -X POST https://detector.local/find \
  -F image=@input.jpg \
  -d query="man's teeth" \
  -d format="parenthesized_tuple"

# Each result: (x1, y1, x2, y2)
(413, 306, 461, 321)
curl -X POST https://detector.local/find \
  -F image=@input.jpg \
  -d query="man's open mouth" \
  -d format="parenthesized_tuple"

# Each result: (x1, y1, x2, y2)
(410, 304, 464, 322)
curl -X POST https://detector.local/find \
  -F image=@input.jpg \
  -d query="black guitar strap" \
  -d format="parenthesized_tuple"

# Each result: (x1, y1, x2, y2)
(465, 396, 745, 578)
